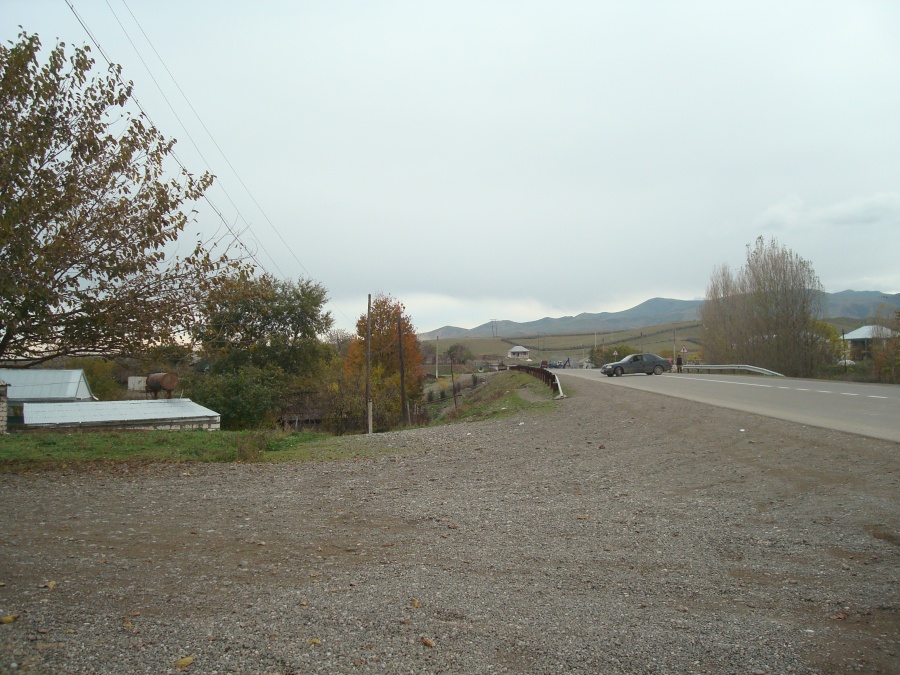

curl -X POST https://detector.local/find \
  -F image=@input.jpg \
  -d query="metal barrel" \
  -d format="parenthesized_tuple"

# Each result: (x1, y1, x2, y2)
(146, 372, 179, 392)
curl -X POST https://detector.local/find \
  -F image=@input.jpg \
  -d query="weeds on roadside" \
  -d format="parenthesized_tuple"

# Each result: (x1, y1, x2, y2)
(235, 430, 269, 462)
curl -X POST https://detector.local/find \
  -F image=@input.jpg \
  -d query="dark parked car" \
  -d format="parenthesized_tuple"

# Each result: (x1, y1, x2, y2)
(600, 353, 671, 377)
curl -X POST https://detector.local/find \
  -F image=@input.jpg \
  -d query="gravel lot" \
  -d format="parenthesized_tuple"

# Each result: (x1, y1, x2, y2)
(1, 374, 898, 674)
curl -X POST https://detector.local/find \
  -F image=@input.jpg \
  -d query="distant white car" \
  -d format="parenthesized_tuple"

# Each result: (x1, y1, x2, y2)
(837, 359, 855, 366)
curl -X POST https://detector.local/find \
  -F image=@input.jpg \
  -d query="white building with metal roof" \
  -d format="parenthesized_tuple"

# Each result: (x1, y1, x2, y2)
(842, 325, 897, 341)
(0, 369, 95, 403)
(23, 399, 220, 431)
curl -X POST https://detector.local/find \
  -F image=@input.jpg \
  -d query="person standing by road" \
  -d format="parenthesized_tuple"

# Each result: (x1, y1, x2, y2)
(676, 354, 683, 373)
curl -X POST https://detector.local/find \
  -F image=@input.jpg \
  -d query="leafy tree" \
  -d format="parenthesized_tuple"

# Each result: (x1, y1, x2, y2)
(0, 32, 244, 366)
(588, 344, 637, 367)
(700, 236, 831, 377)
(185, 365, 289, 430)
(316, 358, 365, 434)
(58, 356, 122, 401)
(195, 272, 333, 375)
(324, 328, 354, 358)
(446, 343, 473, 364)
(870, 308, 900, 383)
(144, 343, 194, 370)
(344, 294, 425, 429)
(189, 272, 334, 428)
(420, 340, 436, 364)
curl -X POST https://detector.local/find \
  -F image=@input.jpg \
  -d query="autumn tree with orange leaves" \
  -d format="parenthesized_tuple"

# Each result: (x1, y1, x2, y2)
(344, 294, 425, 430)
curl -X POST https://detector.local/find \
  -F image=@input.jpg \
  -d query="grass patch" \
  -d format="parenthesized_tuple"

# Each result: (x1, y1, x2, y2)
(0, 428, 381, 473)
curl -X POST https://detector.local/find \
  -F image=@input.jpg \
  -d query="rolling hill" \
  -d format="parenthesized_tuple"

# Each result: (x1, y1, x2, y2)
(419, 290, 899, 339)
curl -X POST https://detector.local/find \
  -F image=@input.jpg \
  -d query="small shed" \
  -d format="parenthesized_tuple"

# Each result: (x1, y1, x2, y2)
(0, 369, 95, 403)
(507, 346, 530, 359)
(23, 399, 220, 431)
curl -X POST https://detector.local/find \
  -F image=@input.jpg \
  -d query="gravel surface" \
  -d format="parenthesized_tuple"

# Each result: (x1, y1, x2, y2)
(1, 374, 898, 674)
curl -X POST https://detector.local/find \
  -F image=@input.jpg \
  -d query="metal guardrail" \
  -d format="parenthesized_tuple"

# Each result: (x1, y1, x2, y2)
(510, 365, 566, 397)
(680, 364, 784, 377)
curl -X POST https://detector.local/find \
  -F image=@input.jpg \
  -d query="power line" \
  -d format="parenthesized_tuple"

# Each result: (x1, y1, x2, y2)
(118, 0, 314, 281)
(105, 0, 290, 280)
(67, 0, 355, 326)
(64, 0, 271, 278)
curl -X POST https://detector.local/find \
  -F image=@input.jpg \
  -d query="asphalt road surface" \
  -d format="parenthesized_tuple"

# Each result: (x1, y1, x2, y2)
(560, 369, 900, 443)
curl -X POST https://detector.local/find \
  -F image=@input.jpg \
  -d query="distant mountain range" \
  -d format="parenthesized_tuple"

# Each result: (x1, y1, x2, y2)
(419, 290, 900, 340)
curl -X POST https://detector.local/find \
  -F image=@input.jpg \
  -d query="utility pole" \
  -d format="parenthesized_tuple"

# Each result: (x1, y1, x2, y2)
(435, 334, 439, 379)
(398, 315, 407, 426)
(366, 294, 372, 435)
(449, 356, 458, 413)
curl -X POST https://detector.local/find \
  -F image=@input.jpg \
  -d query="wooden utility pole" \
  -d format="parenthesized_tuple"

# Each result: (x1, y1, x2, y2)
(398, 315, 407, 426)
(449, 356, 458, 413)
(366, 294, 372, 434)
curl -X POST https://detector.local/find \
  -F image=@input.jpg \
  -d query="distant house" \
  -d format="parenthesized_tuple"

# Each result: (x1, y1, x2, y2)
(843, 325, 897, 359)
(507, 346, 530, 359)
(0, 369, 95, 403)
(23, 399, 220, 431)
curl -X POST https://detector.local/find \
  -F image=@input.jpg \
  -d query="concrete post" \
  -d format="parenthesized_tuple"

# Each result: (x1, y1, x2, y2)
(0, 381, 8, 435)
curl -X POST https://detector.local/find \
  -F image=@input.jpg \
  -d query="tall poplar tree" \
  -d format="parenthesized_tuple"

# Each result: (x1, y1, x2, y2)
(700, 237, 835, 377)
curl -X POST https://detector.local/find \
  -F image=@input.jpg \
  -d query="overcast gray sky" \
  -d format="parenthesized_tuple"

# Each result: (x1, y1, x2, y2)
(5, 0, 899, 333)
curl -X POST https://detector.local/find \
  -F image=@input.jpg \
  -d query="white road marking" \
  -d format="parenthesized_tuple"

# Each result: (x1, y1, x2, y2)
(664, 377, 889, 399)
(639, 375, 897, 403)
(680, 377, 773, 388)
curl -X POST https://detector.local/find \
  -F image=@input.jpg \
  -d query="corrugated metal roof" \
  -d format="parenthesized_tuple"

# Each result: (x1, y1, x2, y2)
(23, 399, 219, 427)
(0, 369, 95, 402)
(843, 325, 897, 340)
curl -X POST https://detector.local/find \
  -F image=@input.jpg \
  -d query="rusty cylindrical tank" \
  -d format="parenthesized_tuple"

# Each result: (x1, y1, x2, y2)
(146, 372, 179, 393)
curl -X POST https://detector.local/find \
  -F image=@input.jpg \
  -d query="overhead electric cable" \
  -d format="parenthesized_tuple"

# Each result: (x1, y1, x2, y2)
(65, 0, 356, 327)
(100, 0, 354, 326)
(100, 0, 288, 279)
(118, 0, 318, 283)
(64, 0, 268, 275)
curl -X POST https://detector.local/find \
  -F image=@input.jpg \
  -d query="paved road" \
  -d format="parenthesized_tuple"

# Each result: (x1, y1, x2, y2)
(559, 369, 900, 443)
